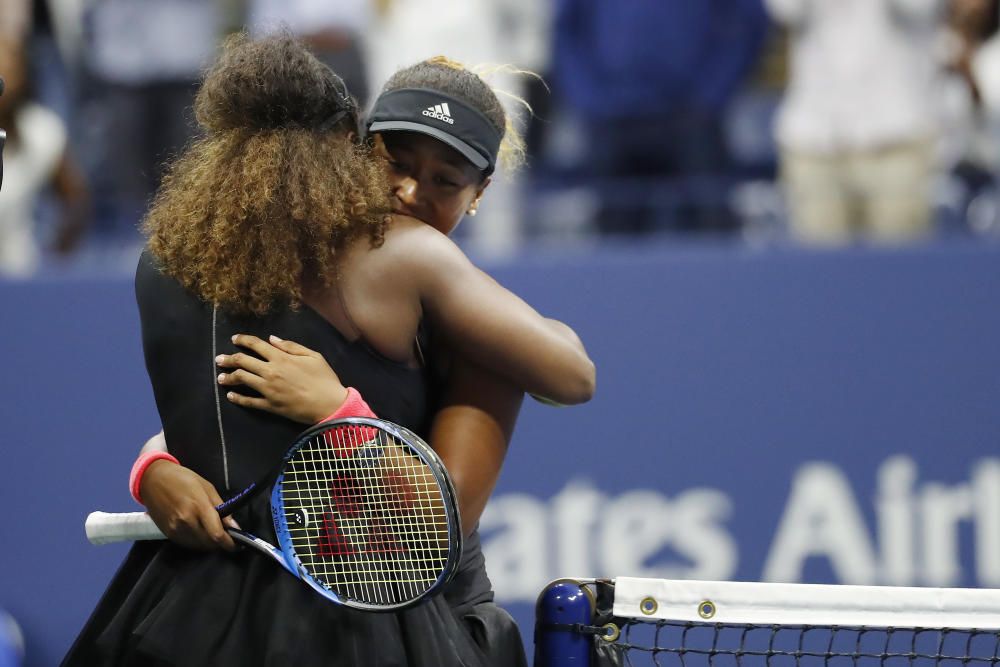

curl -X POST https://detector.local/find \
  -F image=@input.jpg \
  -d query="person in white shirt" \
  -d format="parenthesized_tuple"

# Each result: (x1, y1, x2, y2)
(930, 0, 1000, 238)
(940, 0, 1000, 195)
(766, 0, 946, 245)
(0, 36, 89, 276)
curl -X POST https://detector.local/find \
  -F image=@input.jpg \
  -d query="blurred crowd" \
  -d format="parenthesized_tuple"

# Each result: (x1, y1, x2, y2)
(2, 0, 1000, 277)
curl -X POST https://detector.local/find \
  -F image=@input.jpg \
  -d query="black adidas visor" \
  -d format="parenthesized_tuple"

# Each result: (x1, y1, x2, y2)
(367, 88, 501, 174)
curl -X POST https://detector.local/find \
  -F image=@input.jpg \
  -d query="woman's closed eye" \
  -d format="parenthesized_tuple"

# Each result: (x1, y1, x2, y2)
(388, 159, 410, 174)
(434, 174, 460, 188)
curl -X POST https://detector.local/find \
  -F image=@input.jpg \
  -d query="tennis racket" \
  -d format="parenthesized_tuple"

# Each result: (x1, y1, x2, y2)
(85, 417, 463, 612)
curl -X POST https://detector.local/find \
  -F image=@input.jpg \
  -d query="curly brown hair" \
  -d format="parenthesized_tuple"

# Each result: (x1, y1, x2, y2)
(143, 32, 391, 316)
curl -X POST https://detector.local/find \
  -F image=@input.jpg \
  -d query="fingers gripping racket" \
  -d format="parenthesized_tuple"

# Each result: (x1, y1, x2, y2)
(85, 418, 463, 611)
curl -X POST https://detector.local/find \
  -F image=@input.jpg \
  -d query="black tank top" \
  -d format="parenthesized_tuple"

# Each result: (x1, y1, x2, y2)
(135, 250, 433, 495)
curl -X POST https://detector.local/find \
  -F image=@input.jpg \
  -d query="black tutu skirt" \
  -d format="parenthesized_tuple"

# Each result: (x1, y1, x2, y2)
(62, 497, 526, 667)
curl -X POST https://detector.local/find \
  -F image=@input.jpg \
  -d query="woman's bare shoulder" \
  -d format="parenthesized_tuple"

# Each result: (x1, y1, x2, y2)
(378, 214, 465, 266)
(382, 214, 442, 244)
(338, 214, 460, 291)
(341, 214, 427, 262)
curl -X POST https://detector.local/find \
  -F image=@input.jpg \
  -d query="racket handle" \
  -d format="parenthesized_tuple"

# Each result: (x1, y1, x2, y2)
(85, 511, 166, 545)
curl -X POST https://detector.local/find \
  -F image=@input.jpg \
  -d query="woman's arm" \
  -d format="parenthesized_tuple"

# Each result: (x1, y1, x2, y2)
(139, 336, 355, 551)
(146, 337, 522, 542)
(50, 151, 90, 256)
(429, 360, 523, 534)
(138, 333, 350, 549)
(395, 224, 596, 405)
(218, 335, 522, 533)
(134, 431, 239, 551)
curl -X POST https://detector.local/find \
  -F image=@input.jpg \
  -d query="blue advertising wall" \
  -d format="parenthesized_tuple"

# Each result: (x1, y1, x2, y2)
(2, 240, 999, 666)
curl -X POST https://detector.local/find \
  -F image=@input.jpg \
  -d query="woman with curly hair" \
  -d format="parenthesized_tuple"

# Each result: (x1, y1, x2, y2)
(63, 34, 593, 667)
(137, 53, 568, 667)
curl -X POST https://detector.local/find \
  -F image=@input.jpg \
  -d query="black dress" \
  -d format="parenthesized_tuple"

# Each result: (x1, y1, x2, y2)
(62, 251, 527, 667)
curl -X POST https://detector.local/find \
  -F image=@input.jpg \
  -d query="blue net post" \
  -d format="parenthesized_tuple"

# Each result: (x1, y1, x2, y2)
(534, 579, 594, 667)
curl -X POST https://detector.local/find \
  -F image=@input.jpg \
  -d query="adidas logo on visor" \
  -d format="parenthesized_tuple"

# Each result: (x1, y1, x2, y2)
(422, 102, 455, 125)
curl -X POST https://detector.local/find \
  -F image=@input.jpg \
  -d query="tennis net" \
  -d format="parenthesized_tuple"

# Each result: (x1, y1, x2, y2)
(534, 578, 1000, 667)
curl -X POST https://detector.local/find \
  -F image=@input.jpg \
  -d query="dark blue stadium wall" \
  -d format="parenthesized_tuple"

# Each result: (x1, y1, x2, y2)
(3, 241, 999, 666)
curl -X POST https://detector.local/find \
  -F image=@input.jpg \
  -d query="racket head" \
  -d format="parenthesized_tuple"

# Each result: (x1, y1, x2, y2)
(270, 417, 462, 611)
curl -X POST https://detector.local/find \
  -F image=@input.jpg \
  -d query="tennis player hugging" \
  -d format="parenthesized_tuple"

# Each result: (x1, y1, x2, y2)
(63, 31, 595, 667)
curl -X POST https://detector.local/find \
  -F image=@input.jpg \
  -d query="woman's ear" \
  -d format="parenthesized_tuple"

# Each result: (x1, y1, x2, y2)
(467, 177, 492, 217)
(475, 176, 492, 200)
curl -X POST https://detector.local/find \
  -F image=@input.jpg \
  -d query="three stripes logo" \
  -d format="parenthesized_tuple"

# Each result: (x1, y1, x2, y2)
(422, 102, 455, 125)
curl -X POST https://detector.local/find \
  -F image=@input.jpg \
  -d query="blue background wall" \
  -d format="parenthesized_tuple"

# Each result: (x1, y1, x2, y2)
(2, 240, 999, 666)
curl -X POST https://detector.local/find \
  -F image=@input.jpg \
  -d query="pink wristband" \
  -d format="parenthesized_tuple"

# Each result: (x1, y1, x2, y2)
(317, 387, 377, 423)
(317, 387, 378, 457)
(130, 451, 180, 505)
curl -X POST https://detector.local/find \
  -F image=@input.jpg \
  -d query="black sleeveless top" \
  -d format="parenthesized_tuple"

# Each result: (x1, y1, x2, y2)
(61, 251, 524, 667)
(136, 250, 433, 494)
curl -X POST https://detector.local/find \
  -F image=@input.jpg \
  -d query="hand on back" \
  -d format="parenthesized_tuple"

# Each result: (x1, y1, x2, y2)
(217, 334, 348, 424)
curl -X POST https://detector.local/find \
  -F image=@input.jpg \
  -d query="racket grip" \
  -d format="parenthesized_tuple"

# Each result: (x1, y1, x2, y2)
(85, 511, 166, 545)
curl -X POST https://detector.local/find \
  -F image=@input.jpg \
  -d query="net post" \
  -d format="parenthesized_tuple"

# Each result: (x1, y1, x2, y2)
(534, 579, 594, 667)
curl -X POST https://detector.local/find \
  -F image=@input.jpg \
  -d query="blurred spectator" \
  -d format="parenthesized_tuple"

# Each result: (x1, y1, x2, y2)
(247, 0, 374, 107)
(965, 2, 1000, 111)
(937, 0, 1000, 234)
(767, 0, 946, 246)
(548, 0, 769, 236)
(946, 0, 999, 106)
(29, 0, 87, 121)
(368, 0, 545, 96)
(0, 35, 89, 277)
(40, 0, 86, 68)
(80, 0, 220, 240)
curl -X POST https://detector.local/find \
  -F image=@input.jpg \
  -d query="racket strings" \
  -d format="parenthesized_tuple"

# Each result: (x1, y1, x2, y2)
(278, 424, 452, 606)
